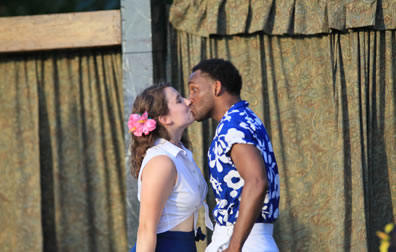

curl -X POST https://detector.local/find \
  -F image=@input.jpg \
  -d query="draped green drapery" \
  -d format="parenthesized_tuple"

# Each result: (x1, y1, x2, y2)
(0, 48, 127, 252)
(170, 0, 396, 36)
(169, 2, 396, 250)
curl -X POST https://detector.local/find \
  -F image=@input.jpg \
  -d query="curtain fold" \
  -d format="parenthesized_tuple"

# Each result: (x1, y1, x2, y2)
(0, 47, 127, 252)
(169, 29, 396, 251)
(169, 0, 396, 36)
(0, 53, 42, 252)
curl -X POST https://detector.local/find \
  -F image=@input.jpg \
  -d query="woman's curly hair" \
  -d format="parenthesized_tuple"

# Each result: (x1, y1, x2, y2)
(129, 83, 190, 178)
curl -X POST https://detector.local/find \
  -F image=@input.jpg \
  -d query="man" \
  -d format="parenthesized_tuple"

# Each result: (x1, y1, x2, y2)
(188, 59, 280, 252)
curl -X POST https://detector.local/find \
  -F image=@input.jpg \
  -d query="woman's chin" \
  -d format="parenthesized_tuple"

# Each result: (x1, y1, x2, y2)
(187, 119, 195, 126)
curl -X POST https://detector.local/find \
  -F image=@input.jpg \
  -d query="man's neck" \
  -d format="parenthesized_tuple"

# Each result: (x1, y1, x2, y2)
(212, 95, 241, 122)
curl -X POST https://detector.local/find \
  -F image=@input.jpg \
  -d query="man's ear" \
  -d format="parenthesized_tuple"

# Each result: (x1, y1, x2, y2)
(214, 80, 222, 96)
(158, 115, 171, 125)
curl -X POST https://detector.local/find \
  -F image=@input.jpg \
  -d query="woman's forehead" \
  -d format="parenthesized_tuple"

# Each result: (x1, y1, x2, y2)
(164, 86, 179, 98)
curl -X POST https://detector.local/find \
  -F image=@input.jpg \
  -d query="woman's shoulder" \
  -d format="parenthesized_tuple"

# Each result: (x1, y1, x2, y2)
(145, 143, 172, 158)
(144, 154, 174, 170)
(139, 145, 175, 181)
(141, 143, 174, 167)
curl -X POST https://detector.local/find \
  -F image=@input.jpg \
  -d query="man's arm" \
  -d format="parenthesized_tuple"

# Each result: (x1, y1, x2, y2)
(224, 143, 268, 252)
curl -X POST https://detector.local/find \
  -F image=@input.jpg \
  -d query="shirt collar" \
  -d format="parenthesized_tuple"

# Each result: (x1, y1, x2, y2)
(154, 138, 187, 157)
(223, 100, 249, 117)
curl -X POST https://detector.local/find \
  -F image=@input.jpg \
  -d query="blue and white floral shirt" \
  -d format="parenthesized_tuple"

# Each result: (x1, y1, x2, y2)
(208, 100, 280, 226)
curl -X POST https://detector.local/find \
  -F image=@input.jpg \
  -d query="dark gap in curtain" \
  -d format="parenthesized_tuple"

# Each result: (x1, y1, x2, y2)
(245, 4, 252, 34)
(259, 35, 272, 134)
(375, 0, 385, 28)
(361, 32, 373, 249)
(339, 33, 352, 251)
(263, 3, 276, 34)
(330, 34, 338, 114)
(288, 1, 296, 35)
(170, 24, 180, 88)
(151, 0, 170, 84)
(356, 32, 372, 250)
(38, 53, 58, 252)
(368, 31, 377, 251)
(217, 1, 226, 35)
(200, 37, 207, 61)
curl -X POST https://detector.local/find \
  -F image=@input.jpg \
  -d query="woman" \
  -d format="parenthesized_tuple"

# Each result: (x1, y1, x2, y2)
(129, 83, 213, 252)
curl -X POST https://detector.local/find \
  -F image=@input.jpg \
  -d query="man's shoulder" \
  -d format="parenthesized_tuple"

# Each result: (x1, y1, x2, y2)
(217, 117, 245, 134)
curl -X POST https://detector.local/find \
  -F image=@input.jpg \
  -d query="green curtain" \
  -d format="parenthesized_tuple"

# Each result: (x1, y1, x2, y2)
(169, 28, 396, 251)
(0, 47, 127, 252)
(170, 0, 396, 36)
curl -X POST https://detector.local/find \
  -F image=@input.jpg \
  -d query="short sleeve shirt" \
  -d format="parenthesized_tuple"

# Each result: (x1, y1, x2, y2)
(208, 101, 280, 226)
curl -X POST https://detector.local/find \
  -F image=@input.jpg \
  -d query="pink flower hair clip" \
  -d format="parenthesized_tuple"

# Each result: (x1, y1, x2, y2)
(128, 111, 156, 137)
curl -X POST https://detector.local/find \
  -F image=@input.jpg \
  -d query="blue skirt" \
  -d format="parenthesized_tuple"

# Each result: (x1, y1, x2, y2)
(130, 230, 197, 252)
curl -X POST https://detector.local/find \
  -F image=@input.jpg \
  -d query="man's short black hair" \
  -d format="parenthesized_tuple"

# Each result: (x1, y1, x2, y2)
(192, 58, 242, 96)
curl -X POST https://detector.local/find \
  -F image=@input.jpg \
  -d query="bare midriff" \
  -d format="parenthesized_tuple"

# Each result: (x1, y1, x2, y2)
(169, 214, 194, 232)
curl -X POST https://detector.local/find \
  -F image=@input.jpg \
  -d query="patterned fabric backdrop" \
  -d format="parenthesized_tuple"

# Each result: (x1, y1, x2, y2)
(170, 0, 396, 36)
(168, 26, 396, 251)
(0, 48, 127, 251)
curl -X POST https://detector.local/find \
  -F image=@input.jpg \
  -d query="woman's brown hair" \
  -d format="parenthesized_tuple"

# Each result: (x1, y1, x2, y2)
(129, 83, 190, 178)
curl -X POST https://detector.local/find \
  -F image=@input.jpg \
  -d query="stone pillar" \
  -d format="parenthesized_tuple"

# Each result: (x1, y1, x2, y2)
(120, 0, 153, 248)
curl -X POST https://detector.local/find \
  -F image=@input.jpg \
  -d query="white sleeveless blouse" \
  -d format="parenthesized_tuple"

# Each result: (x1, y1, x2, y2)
(137, 138, 213, 234)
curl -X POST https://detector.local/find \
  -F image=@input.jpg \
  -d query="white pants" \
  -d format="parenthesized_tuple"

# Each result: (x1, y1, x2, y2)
(205, 223, 279, 252)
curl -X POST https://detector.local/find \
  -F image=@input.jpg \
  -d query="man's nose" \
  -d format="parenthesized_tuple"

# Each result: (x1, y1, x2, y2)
(188, 92, 194, 102)
(185, 98, 192, 106)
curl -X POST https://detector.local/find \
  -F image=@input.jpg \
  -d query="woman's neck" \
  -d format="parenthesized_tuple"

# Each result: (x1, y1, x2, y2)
(167, 128, 184, 148)
(169, 139, 182, 148)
